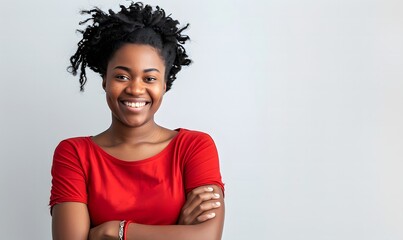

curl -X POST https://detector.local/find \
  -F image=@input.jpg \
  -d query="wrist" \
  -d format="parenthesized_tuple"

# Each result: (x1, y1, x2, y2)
(102, 221, 121, 240)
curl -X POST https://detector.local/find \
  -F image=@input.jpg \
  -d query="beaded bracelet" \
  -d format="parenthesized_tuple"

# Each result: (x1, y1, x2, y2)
(119, 220, 126, 240)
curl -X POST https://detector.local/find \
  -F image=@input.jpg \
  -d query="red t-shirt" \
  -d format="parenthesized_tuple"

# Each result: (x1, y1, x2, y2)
(49, 128, 224, 227)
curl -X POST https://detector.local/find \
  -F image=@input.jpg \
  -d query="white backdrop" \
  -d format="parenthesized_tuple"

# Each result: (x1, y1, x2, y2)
(1, 0, 402, 239)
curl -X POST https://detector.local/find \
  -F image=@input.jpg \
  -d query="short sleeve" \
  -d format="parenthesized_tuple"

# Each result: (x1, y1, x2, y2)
(183, 132, 225, 194)
(49, 139, 87, 213)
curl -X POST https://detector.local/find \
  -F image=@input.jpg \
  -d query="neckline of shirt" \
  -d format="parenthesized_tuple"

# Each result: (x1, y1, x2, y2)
(86, 128, 185, 165)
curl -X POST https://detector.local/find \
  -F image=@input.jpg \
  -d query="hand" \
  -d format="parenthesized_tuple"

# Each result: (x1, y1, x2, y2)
(177, 185, 222, 225)
(88, 220, 120, 240)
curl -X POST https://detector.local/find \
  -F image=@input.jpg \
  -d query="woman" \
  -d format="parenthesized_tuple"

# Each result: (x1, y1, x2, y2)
(49, 2, 225, 240)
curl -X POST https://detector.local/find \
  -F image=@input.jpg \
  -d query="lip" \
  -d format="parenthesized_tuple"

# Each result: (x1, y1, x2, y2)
(120, 97, 150, 103)
(120, 98, 150, 112)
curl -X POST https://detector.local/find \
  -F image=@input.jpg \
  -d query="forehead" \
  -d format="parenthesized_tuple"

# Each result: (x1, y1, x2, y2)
(107, 43, 165, 70)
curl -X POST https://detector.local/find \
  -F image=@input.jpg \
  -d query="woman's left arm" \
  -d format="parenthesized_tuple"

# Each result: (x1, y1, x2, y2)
(89, 184, 224, 240)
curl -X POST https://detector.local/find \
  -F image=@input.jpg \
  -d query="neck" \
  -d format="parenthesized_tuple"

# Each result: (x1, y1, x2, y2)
(105, 118, 163, 145)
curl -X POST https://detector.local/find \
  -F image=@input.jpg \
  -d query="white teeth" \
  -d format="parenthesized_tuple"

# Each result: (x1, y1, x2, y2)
(124, 101, 146, 108)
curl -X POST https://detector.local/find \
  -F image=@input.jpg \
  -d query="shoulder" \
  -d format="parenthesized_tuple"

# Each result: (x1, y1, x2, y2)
(54, 136, 93, 155)
(60, 136, 91, 142)
(174, 128, 218, 156)
(175, 128, 216, 146)
(52, 137, 95, 172)
(177, 128, 214, 141)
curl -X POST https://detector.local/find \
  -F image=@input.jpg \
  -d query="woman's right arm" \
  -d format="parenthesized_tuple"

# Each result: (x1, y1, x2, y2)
(51, 140, 90, 239)
(52, 202, 90, 240)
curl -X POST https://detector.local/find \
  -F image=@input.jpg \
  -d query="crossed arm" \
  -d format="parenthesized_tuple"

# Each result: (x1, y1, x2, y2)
(52, 185, 224, 240)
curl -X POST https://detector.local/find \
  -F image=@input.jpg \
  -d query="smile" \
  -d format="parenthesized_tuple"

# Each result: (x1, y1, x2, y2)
(122, 101, 147, 108)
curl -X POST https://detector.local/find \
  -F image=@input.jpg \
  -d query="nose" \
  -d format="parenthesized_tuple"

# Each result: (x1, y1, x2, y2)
(125, 78, 145, 95)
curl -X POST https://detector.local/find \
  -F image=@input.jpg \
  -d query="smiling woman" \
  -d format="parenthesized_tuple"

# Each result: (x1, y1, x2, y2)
(49, 2, 225, 240)
(103, 44, 166, 128)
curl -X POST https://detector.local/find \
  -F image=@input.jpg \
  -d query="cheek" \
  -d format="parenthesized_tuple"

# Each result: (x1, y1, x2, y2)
(150, 87, 165, 106)
(105, 83, 120, 98)
(104, 86, 120, 108)
(105, 94, 115, 111)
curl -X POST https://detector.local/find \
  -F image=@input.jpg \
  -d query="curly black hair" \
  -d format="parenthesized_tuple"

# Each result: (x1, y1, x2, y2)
(68, 2, 191, 92)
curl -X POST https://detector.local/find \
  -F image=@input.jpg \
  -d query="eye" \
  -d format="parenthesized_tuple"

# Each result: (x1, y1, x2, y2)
(144, 76, 157, 82)
(115, 75, 130, 81)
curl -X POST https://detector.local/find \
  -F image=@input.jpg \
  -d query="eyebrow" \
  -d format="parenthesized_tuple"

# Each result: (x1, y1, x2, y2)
(113, 66, 160, 73)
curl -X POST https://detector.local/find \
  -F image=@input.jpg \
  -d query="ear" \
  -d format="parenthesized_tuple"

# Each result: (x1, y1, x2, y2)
(102, 77, 106, 90)
(163, 82, 167, 94)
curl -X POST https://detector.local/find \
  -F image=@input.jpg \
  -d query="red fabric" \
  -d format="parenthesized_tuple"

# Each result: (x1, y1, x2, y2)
(49, 128, 224, 227)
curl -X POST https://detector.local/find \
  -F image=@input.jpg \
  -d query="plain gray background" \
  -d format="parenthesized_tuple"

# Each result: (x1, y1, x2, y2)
(1, 0, 403, 239)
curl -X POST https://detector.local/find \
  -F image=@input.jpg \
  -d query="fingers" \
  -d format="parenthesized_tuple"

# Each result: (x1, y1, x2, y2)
(196, 211, 216, 222)
(194, 202, 221, 223)
(181, 199, 221, 225)
(179, 185, 223, 225)
(183, 186, 215, 208)
(182, 191, 221, 216)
